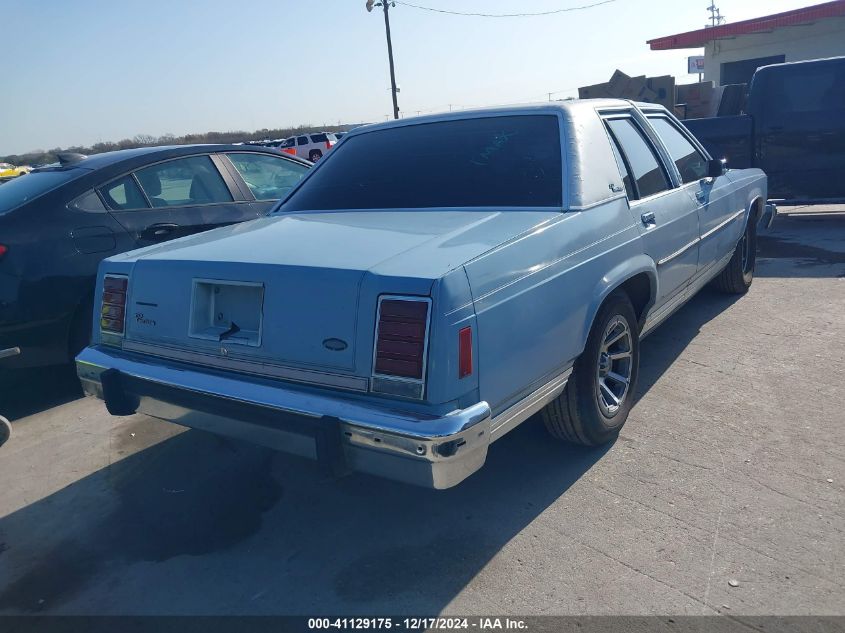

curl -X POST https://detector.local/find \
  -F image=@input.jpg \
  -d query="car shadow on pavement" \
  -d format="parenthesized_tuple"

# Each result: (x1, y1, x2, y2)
(0, 364, 83, 422)
(756, 213, 845, 279)
(635, 287, 741, 404)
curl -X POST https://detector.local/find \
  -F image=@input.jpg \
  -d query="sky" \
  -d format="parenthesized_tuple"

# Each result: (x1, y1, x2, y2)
(0, 0, 821, 155)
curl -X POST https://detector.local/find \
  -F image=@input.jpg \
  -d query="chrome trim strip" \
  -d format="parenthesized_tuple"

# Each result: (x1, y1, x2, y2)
(642, 249, 733, 337)
(490, 367, 573, 442)
(657, 237, 700, 266)
(121, 340, 369, 392)
(700, 209, 745, 240)
(473, 224, 637, 304)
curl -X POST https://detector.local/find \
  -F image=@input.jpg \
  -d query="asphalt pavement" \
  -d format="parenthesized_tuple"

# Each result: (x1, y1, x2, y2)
(0, 210, 843, 616)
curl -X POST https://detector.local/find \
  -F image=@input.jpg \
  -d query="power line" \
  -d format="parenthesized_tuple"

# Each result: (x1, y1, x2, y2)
(392, 0, 616, 18)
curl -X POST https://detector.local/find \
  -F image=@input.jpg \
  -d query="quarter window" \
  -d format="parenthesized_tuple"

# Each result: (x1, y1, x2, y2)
(69, 190, 106, 213)
(134, 155, 232, 207)
(226, 153, 309, 201)
(100, 175, 149, 210)
(605, 118, 670, 199)
(649, 117, 709, 184)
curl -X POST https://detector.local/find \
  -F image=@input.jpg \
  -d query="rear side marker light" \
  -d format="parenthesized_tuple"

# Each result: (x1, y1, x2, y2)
(100, 275, 128, 335)
(0, 244, 7, 259)
(459, 326, 473, 378)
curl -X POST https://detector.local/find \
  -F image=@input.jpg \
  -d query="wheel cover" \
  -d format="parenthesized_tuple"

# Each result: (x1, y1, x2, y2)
(596, 316, 633, 418)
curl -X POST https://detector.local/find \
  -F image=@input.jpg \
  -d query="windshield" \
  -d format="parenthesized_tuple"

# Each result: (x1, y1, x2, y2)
(278, 115, 562, 211)
(0, 169, 83, 214)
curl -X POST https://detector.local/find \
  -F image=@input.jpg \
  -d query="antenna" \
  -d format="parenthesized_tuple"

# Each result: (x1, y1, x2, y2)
(706, 3, 726, 28)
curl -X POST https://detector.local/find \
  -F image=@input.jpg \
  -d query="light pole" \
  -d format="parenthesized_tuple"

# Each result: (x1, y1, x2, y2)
(367, 1, 400, 119)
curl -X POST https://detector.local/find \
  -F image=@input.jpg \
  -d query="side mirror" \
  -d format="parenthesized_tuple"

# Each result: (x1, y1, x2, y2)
(707, 158, 727, 178)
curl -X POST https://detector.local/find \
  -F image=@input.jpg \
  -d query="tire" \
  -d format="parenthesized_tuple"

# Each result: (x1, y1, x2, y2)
(713, 217, 756, 294)
(0, 415, 10, 448)
(309, 150, 323, 162)
(542, 291, 640, 446)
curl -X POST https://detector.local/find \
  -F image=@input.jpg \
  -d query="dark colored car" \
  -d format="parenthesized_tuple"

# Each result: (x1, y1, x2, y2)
(684, 56, 845, 204)
(0, 144, 310, 368)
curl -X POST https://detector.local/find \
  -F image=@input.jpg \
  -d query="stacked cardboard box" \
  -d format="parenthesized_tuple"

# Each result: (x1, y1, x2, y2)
(675, 81, 718, 119)
(578, 69, 675, 109)
(577, 70, 739, 119)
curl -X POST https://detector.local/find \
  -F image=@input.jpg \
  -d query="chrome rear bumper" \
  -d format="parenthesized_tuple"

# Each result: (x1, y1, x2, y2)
(76, 346, 492, 489)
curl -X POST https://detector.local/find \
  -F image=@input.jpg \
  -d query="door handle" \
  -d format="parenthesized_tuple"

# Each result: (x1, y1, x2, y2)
(146, 223, 178, 238)
(640, 211, 656, 226)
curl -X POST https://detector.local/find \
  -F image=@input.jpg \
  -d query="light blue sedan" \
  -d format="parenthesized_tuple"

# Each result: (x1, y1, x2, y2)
(76, 101, 770, 489)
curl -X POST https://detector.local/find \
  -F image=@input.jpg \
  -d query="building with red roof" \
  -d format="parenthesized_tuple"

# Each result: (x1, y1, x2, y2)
(647, 1, 845, 85)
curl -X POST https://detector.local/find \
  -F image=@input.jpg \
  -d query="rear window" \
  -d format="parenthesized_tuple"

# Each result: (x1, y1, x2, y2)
(763, 63, 845, 114)
(0, 169, 82, 214)
(280, 115, 562, 211)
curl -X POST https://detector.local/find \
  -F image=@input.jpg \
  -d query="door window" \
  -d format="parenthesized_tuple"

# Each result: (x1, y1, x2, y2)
(297, 136, 309, 146)
(649, 117, 709, 184)
(605, 118, 670, 199)
(100, 175, 149, 210)
(134, 155, 232, 207)
(226, 153, 309, 200)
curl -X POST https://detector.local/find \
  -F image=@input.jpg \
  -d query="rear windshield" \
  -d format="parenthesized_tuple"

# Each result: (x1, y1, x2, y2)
(0, 169, 82, 214)
(279, 115, 562, 211)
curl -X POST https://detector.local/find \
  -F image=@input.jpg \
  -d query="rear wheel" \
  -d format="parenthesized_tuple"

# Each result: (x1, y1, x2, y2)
(309, 150, 323, 162)
(0, 415, 10, 447)
(542, 291, 640, 445)
(714, 217, 756, 294)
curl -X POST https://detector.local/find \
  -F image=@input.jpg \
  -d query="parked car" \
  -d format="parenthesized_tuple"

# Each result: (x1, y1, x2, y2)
(0, 144, 310, 368)
(77, 101, 768, 488)
(684, 56, 845, 204)
(0, 163, 30, 180)
(278, 133, 338, 161)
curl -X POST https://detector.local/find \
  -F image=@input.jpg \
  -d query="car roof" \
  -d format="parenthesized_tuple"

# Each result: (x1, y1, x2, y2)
(344, 99, 667, 138)
(73, 143, 293, 170)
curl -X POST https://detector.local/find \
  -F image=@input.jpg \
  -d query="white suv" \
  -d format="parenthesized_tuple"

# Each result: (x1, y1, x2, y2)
(278, 133, 338, 162)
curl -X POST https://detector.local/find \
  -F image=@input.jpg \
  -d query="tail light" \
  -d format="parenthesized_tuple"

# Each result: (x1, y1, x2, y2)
(372, 297, 430, 399)
(0, 244, 7, 260)
(100, 275, 128, 336)
(326, 140, 335, 149)
(459, 326, 473, 378)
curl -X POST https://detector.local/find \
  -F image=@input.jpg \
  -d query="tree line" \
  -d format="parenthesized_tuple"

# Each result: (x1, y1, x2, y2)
(1, 124, 353, 167)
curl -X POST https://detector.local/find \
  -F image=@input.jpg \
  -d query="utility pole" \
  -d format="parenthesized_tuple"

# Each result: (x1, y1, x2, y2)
(706, 3, 725, 28)
(367, 1, 400, 120)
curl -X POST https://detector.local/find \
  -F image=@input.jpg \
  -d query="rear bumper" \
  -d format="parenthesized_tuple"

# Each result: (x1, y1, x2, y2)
(76, 346, 492, 489)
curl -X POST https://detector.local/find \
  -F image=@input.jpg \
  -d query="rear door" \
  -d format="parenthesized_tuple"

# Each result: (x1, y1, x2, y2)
(604, 114, 700, 307)
(100, 154, 256, 247)
(296, 136, 310, 159)
(647, 114, 740, 272)
(220, 152, 310, 214)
